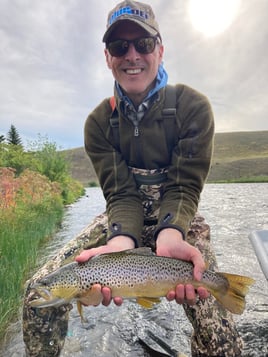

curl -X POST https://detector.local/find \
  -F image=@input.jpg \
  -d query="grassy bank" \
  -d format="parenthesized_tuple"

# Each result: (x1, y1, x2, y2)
(0, 206, 63, 340)
(0, 167, 83, 343)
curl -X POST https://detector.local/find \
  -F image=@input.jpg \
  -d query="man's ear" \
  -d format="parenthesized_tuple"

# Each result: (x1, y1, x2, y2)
(104, 49, 112, 69)
(158, 44, 164, 64)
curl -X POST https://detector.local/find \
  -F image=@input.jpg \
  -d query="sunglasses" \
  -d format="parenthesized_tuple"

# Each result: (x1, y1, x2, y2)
(106, 36, 158, 57)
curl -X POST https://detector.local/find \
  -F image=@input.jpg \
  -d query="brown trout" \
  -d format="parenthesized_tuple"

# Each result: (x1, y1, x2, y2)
(30, 248, 254, 319)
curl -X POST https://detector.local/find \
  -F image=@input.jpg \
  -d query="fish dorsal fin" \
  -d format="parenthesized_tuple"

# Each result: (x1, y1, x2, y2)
(124, 247, 155, 256)
(136, 297, 161, 308)
(91, 247, 155, 260)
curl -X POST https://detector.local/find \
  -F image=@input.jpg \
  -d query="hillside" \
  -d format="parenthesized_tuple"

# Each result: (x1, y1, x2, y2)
(209, 131, 268, 181)
(65, 131, 268, 185)
(64, 147, 97, 186)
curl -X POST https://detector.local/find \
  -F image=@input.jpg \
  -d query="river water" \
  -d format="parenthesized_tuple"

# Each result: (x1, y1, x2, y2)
(2, 184, 268, 357)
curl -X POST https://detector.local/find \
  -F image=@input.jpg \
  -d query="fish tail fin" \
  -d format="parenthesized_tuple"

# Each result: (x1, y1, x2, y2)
(211, 273, 255, 315)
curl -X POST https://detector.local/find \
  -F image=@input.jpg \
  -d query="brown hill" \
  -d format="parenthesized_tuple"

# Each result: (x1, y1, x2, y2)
(65, 131, 268, 185)
(209, 131, 268, 181)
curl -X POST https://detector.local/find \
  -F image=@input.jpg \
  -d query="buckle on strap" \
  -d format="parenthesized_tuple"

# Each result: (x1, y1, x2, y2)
(144, 219, 158, 226)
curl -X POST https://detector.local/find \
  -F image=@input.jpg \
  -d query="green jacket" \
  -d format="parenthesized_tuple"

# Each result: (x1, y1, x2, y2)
(84, 84, 214, 246)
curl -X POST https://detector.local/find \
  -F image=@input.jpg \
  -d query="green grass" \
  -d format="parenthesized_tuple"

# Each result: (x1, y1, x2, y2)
(0, 204, 63, 342)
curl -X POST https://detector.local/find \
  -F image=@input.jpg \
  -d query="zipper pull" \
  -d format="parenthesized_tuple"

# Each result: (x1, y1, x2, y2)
(134, 126, 139, 137)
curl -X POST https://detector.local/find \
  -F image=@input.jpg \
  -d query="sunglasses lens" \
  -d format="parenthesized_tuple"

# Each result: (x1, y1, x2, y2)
(107, 40, 129, 57)
(107, 37, 157, 57)
(135, 37, 156, 54)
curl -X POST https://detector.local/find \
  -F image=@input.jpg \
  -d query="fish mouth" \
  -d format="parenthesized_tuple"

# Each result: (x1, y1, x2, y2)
(29, 283, 69, 308)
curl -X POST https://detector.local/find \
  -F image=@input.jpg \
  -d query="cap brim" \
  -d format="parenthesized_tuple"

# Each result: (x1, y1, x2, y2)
(102, 18, 158, 43)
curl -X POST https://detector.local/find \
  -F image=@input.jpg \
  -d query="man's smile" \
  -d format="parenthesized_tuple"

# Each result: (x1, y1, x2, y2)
(124, 68, 143, 75)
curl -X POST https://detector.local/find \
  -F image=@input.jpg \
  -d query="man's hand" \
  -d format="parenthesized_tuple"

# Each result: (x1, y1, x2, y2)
(75, 235, 135, 306)
(76, 235, 135, 263)
(156, 228, 210, 305)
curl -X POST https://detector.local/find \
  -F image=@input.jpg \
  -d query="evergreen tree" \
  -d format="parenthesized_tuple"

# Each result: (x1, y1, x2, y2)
(0, 134, 5, 143)
(7, 124, 23, 146)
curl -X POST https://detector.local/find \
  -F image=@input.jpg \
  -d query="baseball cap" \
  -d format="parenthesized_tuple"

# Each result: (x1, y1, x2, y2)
(103, 0, 161, 43)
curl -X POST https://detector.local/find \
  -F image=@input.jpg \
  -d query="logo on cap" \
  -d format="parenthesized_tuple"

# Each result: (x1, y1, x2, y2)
(108, 6, 149, 25)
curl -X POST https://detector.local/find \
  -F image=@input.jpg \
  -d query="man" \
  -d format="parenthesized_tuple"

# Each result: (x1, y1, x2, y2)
(76, 1, 243, 355)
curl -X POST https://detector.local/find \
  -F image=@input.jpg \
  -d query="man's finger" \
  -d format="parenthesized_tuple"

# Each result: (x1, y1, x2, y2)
(166, 290, 176, 301)
(75, 249, 94, 263)
(175, 284, 185, 304)
(185, 284, 196, 305)
(191, 250, 206, 281)
(101, 286, 112, 306)
(197, 286, 210, 299)
(113, 296, 123, 306)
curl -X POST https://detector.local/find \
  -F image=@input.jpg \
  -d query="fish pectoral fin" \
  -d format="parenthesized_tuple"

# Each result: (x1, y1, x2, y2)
(136, 297, 161, 309)
(77, 285, 104, 323)
(77, 301, 87, 323)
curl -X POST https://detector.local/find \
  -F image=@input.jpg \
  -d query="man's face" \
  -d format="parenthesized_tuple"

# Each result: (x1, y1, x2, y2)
(105, 21, 164, 104)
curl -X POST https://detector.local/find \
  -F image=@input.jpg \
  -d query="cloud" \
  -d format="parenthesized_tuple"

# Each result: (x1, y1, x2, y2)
(0, 0, 267, 148)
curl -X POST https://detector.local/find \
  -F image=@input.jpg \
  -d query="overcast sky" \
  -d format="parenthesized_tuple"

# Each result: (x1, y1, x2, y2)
(1, 0, 267, 149)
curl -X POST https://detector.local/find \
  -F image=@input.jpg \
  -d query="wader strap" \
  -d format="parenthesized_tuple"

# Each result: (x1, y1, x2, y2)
(109, 97, 120, 151)
(162, 85, 177, 154)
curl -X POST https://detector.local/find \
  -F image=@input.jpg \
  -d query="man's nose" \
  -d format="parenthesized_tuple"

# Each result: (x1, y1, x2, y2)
(124, 43, 140, 59)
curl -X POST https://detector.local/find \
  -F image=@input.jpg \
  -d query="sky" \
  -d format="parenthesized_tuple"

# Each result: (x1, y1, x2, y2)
(1, 0, 268, 149)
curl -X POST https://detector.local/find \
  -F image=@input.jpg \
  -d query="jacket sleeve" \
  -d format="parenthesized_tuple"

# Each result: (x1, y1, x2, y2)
(155, 85, 215, 238)
(84, 99, 144, 246)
